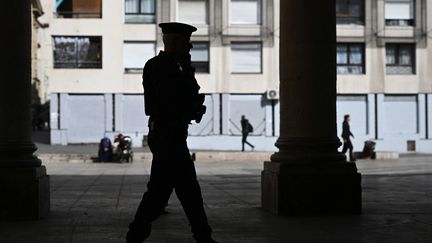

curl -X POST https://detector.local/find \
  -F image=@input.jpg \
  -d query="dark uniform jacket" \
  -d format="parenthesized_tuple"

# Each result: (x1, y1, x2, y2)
(342, 120, 353, 139)
(142, 51, 202, 128)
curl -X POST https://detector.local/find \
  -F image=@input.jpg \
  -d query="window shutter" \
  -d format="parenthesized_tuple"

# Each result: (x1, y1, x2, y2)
(72, 0, 101, 15)
(178, 0, 208, 24)
(123, 43, 155, 69)
(230, 0, 260, 24)
(231, 43, 262, 73)
(385, 0, 413, 20)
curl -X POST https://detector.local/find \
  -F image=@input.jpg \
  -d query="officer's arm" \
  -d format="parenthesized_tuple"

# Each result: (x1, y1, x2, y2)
(143, 62, 158, 117)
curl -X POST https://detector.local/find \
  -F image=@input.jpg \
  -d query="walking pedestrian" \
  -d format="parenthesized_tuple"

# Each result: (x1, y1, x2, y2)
(341, 114, 355, 162)
(240, 115, 255, 152)
(126, 22, 217, 243)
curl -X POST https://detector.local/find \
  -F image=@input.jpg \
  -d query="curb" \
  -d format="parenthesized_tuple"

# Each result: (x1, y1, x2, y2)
(36, 151, 274, 162)
(36, 151, 399, 163)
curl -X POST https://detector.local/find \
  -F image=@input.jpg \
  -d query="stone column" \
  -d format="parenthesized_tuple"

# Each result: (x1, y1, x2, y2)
(262, 0, 361, 215)
(0, 0, 50, 220)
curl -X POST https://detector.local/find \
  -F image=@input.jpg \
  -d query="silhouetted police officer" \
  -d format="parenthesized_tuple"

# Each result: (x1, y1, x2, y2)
(126, 22, 217, 243)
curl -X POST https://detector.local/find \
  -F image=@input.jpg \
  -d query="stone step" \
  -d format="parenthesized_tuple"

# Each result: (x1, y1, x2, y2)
(375, 151, 400, 160)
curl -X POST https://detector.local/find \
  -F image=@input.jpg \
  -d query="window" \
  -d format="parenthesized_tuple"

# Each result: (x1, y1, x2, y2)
(230, 0, 261, 25)
(53, 36, 102, 69)
(337, 43, 365, 74)
(125, 0, 156, 23)
(336, 0, 364, 25)
(230, 43, 262, 73)
(386, 43, 415, 74)
(385, 0, 415, 26)
(123, 42, 156, 72)
(55, 0, 102, 18)
(190, 42, 209, 73)
(178, 0, 208, 24)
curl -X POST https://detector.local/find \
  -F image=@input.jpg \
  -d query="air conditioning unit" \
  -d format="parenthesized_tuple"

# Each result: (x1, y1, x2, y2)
(266, 89, 279, 100)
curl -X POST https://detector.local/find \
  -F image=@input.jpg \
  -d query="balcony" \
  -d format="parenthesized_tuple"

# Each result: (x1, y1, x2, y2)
(55, 0, 102, 19)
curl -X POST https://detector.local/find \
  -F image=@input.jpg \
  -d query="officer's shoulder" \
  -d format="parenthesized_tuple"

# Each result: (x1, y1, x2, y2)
(146, 54, 172, 70)
(144, 55, 160, 68)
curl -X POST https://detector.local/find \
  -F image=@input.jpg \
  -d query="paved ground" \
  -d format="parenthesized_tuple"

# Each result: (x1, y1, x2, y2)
(1, 156, 432, 243)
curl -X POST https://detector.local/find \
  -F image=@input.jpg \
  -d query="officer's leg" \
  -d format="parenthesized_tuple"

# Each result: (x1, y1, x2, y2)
(174, 160, 212, 241)
(127, 161, 174, 243)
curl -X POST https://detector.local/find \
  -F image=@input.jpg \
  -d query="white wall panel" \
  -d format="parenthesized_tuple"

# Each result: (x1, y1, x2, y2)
(121, 95, 148, 133)
(383, 95, 418, 135)
(228, 94, 266, 135)
(188, 94, 214, 136)
(428, 94, 432, 139)
(336, 95, 368, 137)
(67, 95, 106, 143)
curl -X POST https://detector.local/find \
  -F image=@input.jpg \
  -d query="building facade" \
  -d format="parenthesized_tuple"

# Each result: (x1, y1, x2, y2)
(335, 0, 432, 152)
(38, 0, 432, 153)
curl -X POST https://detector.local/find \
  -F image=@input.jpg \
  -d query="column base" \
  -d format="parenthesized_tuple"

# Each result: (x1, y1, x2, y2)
(262, 161, 361, 215)
(0, 166, 50, 220)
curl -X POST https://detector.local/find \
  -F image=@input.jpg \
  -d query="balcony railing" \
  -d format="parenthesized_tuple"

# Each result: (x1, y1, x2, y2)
(125, 13, 155, 23)
(386, 64, 415, 74)
(385, 19, 415, 27)
(336, 15, 364, 25)
(55, 11, 102, 18)
(54, 60, 102, 69)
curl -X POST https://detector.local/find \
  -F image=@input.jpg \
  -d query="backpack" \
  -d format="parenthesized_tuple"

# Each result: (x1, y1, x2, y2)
(247, 122, 253, 133)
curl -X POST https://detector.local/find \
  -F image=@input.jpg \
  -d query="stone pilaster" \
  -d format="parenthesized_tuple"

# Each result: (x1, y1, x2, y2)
(0, 0, 49, 220)
(262, 0, 362, 215)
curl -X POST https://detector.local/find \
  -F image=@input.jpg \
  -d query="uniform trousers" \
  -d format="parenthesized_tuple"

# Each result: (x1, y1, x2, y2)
(126, 126, 212, 243)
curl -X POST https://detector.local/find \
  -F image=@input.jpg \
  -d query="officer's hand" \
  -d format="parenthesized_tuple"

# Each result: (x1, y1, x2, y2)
(179, 53, 192, 68)
(195, 105, 206, 123)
